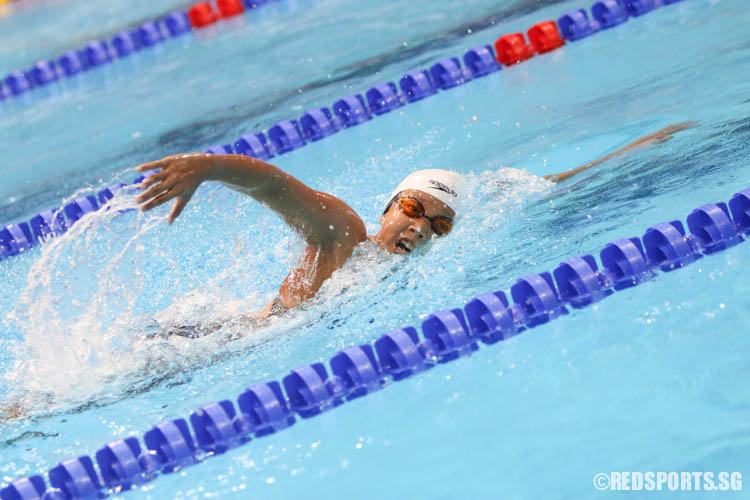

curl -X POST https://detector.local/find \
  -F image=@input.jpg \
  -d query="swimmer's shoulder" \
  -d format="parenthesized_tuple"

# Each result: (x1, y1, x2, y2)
(310, 191, 367, 251)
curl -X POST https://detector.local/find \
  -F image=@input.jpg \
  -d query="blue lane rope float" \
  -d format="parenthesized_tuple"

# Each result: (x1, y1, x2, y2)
(0, 0, 287, 102)
(0, 0, 690, 262)
(0, 0, 688, 104)
(2, 185, 747, 499)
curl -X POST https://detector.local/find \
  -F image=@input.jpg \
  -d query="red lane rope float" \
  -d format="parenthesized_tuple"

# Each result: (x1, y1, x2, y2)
(493, 20, 566, 66)
(494, 32, 536, 66)
(528, 20, 565, 53)
(217, 0, 245, 18)
(188, 2, 220, 28)
(189, 0, 245, 27)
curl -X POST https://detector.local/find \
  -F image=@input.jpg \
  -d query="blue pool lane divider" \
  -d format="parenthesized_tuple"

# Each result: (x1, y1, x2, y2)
(194, 0, 688, 156)
(0, 0, 286, 103)
(0, 0, 693, 261)
(0, 174, 159, 261)
(2, 187, 749, 499)
(3, 0, 694, 261)
(0, 0, 688, 104)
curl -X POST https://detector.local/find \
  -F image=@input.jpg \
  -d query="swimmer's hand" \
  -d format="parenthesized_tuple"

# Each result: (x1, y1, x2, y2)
(636, 121, 700, 145)
(0, 402, 26, 422)
(545, 121, 700, 183)
(135, 153, 213, 224)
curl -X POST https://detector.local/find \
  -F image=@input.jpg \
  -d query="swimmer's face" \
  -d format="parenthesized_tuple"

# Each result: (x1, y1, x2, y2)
(375, 189, 456, 255)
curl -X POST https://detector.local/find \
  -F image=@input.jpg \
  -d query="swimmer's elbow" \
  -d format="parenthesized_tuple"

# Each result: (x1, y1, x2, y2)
(350, 217, 368, 243)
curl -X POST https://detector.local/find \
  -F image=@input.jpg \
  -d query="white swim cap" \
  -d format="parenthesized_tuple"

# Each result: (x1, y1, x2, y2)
(387, 169, 463, 213)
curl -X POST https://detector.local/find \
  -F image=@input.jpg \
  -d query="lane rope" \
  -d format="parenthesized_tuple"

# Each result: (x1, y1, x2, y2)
(1, 2, 723, 499)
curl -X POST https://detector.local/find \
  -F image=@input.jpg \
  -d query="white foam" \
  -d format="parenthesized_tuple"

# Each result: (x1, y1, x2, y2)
(3, 167, 552, 415)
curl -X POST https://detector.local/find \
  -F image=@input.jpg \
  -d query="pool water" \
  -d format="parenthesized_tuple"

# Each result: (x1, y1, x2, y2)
(1, 0, 750, 498)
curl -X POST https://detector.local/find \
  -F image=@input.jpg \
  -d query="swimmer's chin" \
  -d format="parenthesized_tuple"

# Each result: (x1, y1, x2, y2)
(369, 236, 421, 255)
(388, 240, 427, 256)
(382, 240, 411, 255)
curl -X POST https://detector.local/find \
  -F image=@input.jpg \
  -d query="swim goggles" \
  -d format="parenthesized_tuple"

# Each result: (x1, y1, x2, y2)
(394, 195, 453, 235)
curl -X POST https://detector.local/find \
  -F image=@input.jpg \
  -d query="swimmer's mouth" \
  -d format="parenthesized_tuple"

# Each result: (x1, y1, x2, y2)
(395, 239, 413, 254)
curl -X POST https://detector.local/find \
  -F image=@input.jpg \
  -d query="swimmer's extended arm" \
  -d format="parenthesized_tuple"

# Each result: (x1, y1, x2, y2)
(135, 154, 366, 248)
(544, 121, 698, 183)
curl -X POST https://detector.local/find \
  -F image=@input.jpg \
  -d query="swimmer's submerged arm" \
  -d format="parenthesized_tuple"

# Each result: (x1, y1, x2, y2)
(543, 121, 699, 183)
(136, 154, 366, 247)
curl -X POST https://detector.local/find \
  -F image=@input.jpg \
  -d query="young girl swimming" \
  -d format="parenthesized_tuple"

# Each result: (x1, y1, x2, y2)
(135, 121, 697, 318)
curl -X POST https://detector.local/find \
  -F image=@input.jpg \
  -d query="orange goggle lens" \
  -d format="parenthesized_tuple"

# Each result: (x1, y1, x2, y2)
(398, 197, 424, 218)
(396, 197, 453, 236)
(430, 216, 453, 235)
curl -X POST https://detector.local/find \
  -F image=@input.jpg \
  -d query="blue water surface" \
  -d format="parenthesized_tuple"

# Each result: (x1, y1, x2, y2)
(1, 0, 749, 498)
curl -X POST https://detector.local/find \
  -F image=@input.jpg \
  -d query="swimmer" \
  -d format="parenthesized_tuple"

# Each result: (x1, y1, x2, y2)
(0, 122, 697, 422)
(136, 121, 697, 318)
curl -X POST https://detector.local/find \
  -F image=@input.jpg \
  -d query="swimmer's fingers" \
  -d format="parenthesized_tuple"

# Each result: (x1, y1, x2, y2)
(168, 188, 196, 224)
(140, 190, 176, 212)
(134, 154, 186, 174)
(640, 121, 699, 146)
(142, 178, 198, 213)
(135, 152, 205, 173)
(666, 121, 700, 134)
(653, 121, 700, 138)
(137, 167, 195, 204)
(137, 175, 175, 205)
(135, 157, 170, 173)
(139, 170, 168, 190)
(653, 134, 674, 144)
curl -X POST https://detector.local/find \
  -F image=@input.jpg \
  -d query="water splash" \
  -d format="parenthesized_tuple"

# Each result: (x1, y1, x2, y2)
(2, 185, 281, 415)
(1, 166, 550, 418)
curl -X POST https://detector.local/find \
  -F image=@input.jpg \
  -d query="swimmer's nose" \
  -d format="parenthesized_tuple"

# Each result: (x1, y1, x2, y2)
(408, 219, 430, 239)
